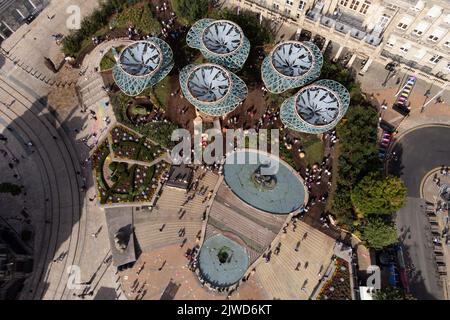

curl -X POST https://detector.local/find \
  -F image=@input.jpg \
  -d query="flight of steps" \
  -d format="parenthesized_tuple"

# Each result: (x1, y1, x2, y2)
(133, 219, 202, 252)
(133, 171, 219, 252)
(76, 74, 108, 111)
(254, 222, 336, 300)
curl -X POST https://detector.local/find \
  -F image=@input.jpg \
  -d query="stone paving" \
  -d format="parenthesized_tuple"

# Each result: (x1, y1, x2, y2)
(421, 168, 450, 298)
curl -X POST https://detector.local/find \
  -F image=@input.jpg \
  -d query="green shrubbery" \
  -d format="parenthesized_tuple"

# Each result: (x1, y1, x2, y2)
(330, 105, 407, 249)
(63, 0, 159, 58)
(172, 0, 210, 25)
(110, 91, 179, 148)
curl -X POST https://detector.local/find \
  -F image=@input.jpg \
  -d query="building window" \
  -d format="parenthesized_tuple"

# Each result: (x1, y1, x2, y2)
(397, 22, 408, 30)
(298, 0, 305, 10)
(386, 35, 396, 47)
(349, 0, 360, 10)
(429, 54, 442, 64)
(427, 28, 446, 42)
(412, 21, 430, 36)
(285, 8, 291, 15)
(399, 42, 411, 53)
(340, 0, 349, 6)
(273, 3, 280, 10)
(444, 41, 450, 48)
(447, 62, 450, 71)
(286, 0, 293, 6)
(426, 5, 442, 18)
(359, 1, 370, 14)
(397, 16, 414, 30)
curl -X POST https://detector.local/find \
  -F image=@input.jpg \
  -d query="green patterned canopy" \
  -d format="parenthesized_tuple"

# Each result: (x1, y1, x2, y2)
(280, 79, 350, 134)
(187, 19, 250, 72)
(113, 38, 174, 96)
(179, 63, 248, 117)
(262, 41, 323, 94)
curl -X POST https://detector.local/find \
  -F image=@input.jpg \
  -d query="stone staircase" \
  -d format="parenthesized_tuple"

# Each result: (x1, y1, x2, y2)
(76, 74, 108, 110)
(254, 222, 336, 300)
(133, 170, 219, 252)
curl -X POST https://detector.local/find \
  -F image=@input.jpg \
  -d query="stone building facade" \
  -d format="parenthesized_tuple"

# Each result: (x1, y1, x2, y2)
(226, 0, 450, 86)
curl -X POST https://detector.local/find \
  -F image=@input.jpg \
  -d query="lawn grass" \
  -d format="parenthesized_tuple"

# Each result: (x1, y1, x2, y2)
(152, 75, 171, 109)
(100, 46, 124, 71)
(300, 133, 324, 167)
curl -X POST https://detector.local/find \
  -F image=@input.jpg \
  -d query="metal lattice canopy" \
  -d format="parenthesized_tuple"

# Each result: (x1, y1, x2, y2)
(179, 63, 248, 117)
(186, 19, 250, 72)
(261, 41, 323, 94)
(280, 79, 350, 134)
(113, 38, 174, 96)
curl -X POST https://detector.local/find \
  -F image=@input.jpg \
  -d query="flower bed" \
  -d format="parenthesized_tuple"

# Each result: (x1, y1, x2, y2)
(317, 257, 352, 300)
(110, 126, 162, 163)
(92, 137, 167, 205)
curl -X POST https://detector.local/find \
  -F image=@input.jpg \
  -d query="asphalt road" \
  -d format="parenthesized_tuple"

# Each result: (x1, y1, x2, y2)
(388, 126, 450, 300)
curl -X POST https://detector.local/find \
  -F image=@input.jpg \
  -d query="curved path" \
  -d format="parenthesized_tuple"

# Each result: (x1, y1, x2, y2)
(387, 125, 450, 300)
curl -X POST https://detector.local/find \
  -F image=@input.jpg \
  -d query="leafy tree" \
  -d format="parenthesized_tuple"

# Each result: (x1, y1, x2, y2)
(351, 173, 407, 216)
(172, 0, 210, 24)
(331, 185, 354, 228)
(373, 287, 416, 300)
(331, 105, 380, 228)
(336, 106, 380, 187)
(361, 217, 398, 249)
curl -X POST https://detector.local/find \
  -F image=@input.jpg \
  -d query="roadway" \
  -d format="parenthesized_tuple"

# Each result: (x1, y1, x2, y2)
(388, 125, 450, 300)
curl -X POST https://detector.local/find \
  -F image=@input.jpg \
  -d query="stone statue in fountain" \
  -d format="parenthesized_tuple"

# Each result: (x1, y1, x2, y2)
(251, 163, 277, 190)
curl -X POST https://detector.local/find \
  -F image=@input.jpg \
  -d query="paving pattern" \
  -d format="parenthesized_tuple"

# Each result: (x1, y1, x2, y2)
(254, 221, 336, 300)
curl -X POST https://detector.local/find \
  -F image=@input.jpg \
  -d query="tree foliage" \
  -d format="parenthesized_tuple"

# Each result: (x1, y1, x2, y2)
(373, 287, 416, 300)
(336, 106, 380, 187)
(331, 105, 380, 228)
(361, 217, 398, 249)
(172, 0, 210, 24)
(62, 0, 146, 57)
(351, 173, 407, 216)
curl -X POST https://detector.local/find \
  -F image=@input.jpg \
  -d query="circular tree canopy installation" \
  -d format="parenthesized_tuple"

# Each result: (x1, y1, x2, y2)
(187, 19, 250, 71)
(261, 40, 323, 94)
(119, 42, 162, 76)
(179, 63, 248, 117)
(202, 20, 243, 55)
(280, 79, 350, 134)
(272, 42, 313, 77)
(296, 86, 340, 126)
(113, 38, 174, 96)
(187, 65, 230, 103)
